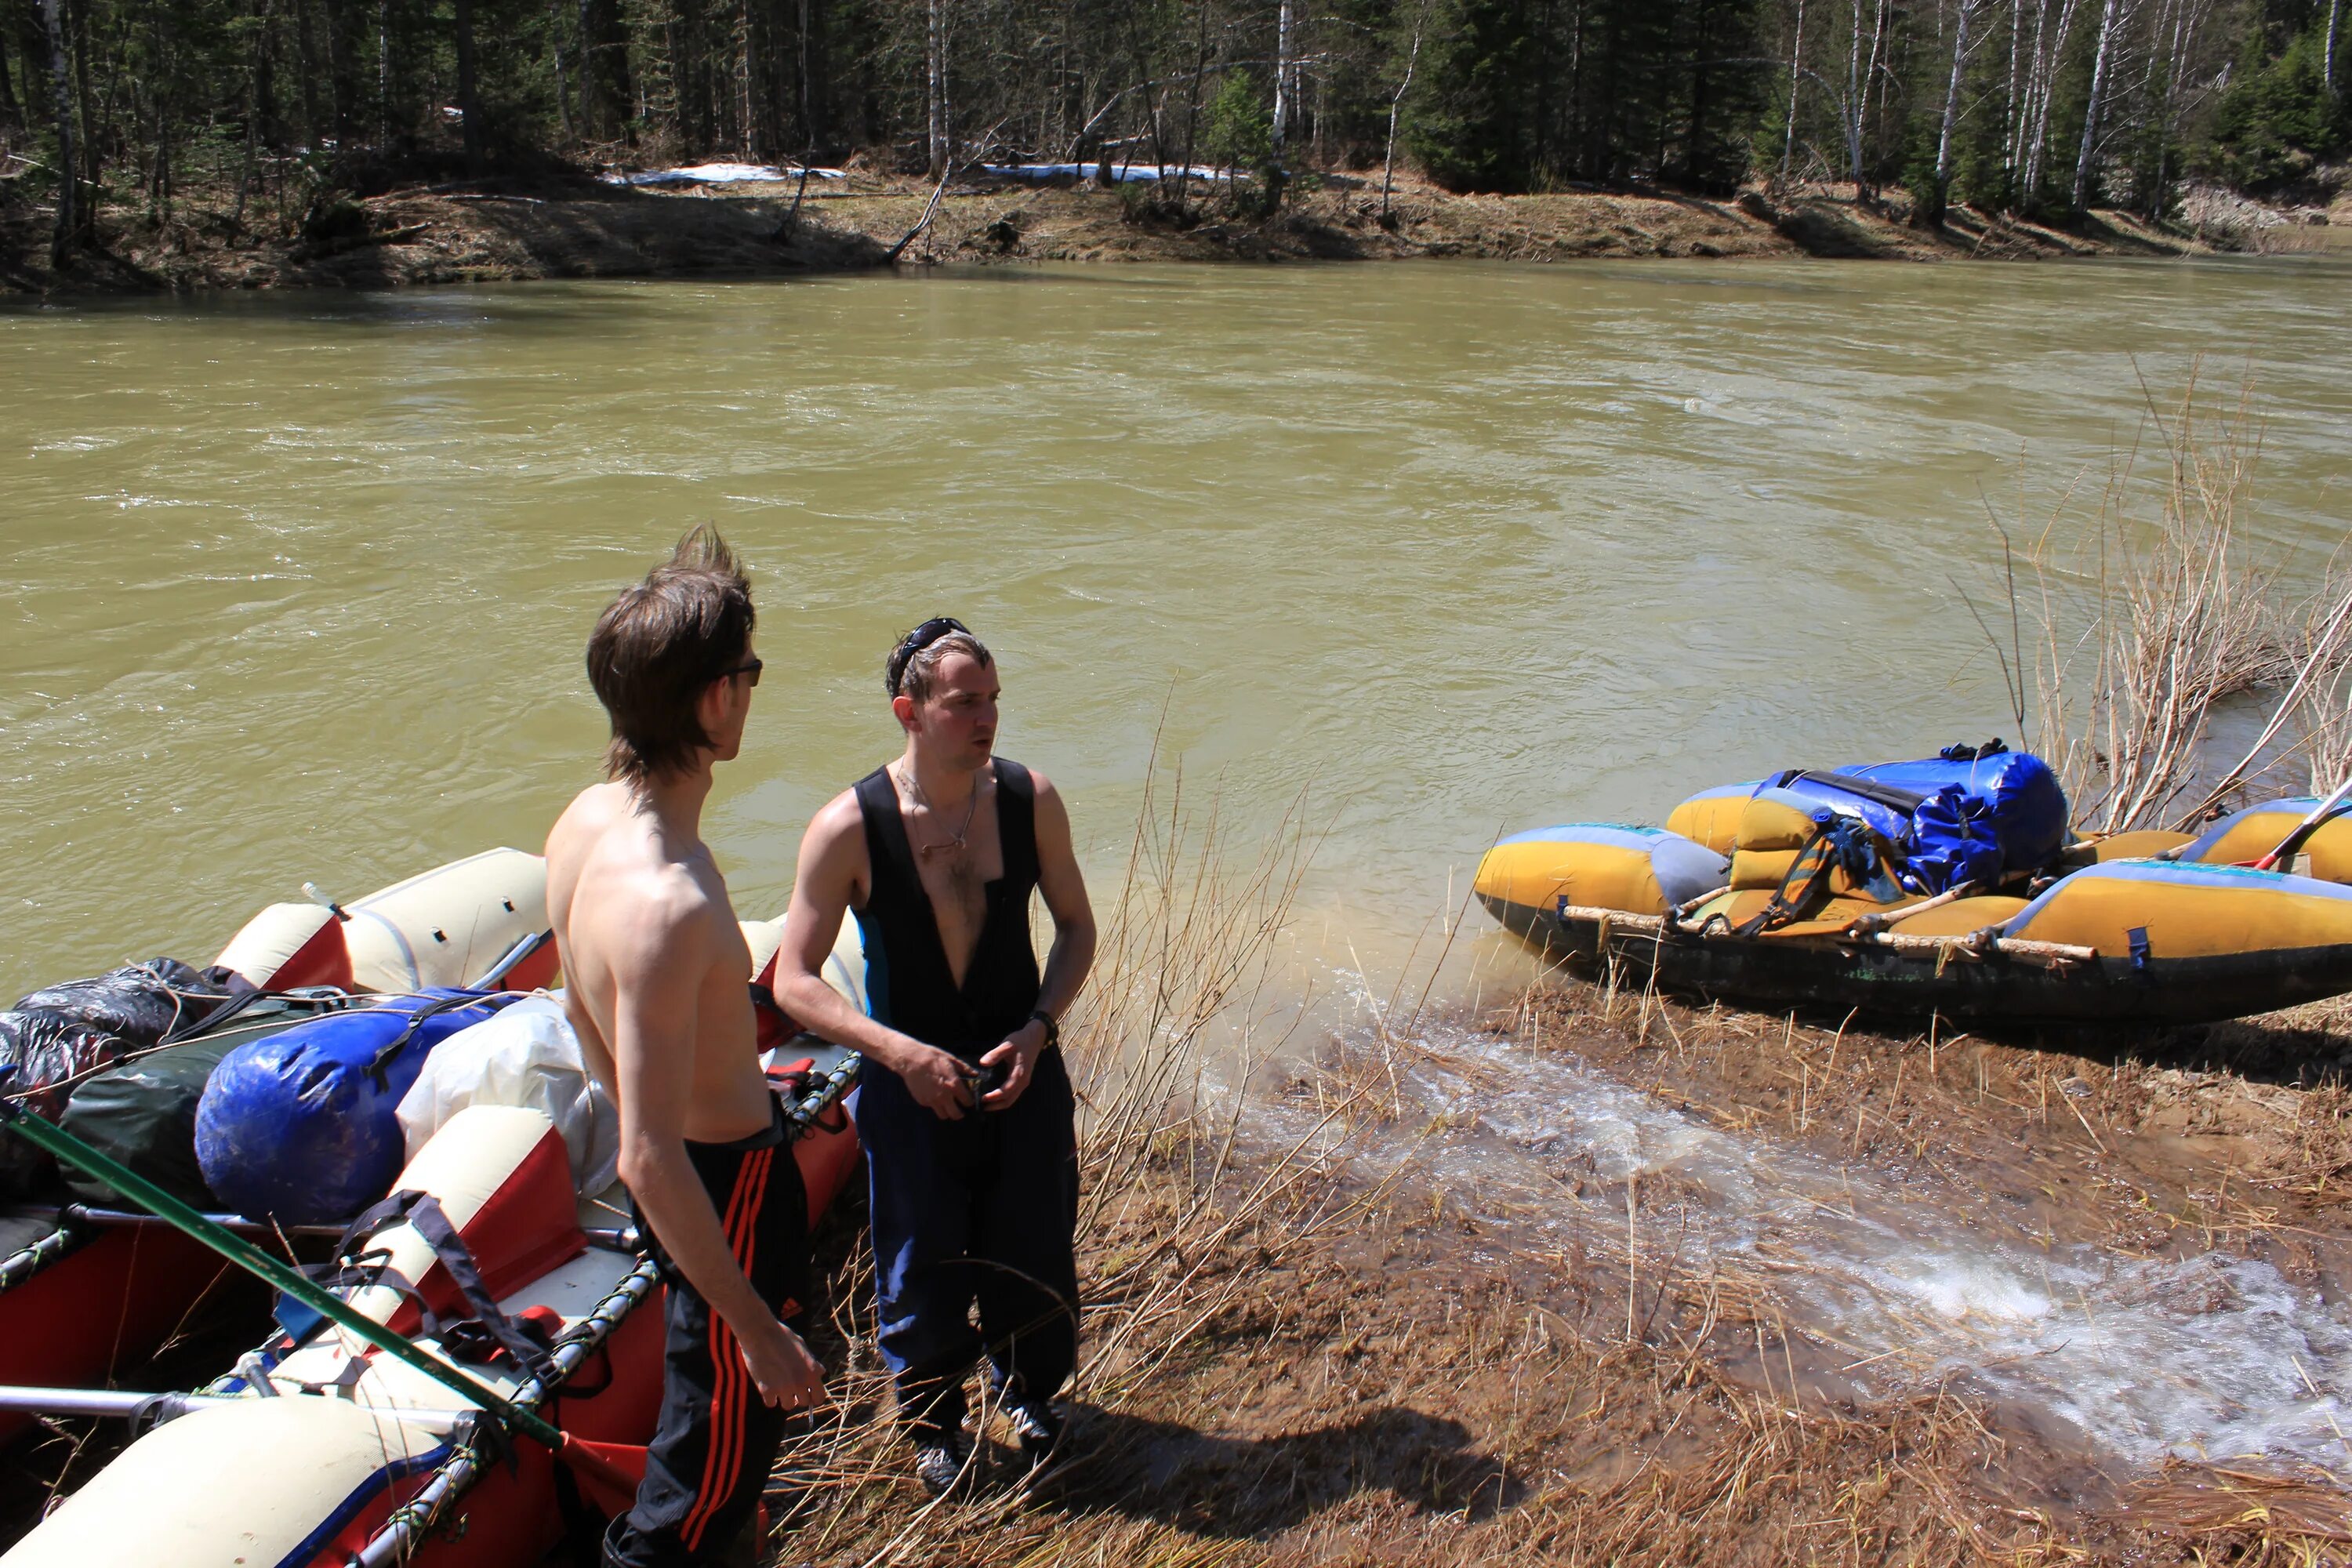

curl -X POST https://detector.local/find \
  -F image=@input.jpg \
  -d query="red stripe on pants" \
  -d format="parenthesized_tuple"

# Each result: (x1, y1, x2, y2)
(679, 1146, 774, 1552)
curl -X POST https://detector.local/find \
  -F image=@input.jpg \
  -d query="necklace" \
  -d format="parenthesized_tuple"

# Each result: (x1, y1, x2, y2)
(895, 764, 983, 859)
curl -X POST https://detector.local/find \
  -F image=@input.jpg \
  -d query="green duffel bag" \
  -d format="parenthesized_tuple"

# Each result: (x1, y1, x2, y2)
(59, 1036, 241, 1210)
(59, 994, 357, 1211)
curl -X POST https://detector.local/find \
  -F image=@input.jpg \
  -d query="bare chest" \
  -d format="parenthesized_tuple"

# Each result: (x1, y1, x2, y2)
(895, 784, 1003, 979)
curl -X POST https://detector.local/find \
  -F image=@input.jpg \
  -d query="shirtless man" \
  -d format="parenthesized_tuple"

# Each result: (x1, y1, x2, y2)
(775, 618, 1096, 1494)
(546, 528, 826, 1568)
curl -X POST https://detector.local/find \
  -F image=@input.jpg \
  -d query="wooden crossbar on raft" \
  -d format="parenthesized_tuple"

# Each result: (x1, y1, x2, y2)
(1559, 905, 2097, 969)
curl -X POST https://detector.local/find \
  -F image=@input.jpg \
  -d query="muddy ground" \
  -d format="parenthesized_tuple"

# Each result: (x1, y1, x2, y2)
(0, 166, 2216, 297)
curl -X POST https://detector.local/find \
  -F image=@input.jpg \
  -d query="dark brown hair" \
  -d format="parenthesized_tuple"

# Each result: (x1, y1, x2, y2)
(586, 527, 755, 786)
(895, 630, 993, 706)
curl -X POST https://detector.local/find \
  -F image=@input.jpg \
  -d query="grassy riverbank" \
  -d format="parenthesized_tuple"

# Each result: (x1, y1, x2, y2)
(0, 165, 2280, 296)
(753, 978, 2352, 1567)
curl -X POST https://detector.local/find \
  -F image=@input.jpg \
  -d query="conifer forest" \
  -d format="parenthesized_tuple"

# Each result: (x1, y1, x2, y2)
(0, 0, 2343, 250)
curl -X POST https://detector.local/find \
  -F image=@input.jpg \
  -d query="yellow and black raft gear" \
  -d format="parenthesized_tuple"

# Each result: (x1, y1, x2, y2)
(1477, 786, 2352, 1025)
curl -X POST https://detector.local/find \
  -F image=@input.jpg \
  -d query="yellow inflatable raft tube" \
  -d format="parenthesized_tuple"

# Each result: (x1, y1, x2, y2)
(1479, 797, 2352, 1024)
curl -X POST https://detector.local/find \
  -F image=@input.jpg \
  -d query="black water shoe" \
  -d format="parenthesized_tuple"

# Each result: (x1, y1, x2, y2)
(913, 1428, 975, 1497)
(1010, 1402, 1066, 1472)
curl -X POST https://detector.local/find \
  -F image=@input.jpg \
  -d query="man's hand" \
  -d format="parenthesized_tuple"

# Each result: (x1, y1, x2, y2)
(898, 1038, 978, 1120)
(978, 1018, 1047, 1112)
(739, 1316, 828, 1410)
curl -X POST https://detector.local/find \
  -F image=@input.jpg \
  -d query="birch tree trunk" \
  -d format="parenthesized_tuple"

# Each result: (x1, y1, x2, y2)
(376, 0, 390, 145)
(2005, 0, 2027, 194)
(2068, 0, 2122, 214)
(1270, 0, 1292, 162)
(1846, 0, 1886, 200)
(1846, 0, 1866, 188)
(1780, 0, 1805, 186)
(925, 0, 947, 177)
(2326, 0, 2339, 95)
(38, 0, 74, 265)
(1379, 2, 1423, 221)
(1927, 0, 1977, 221)
(735, 0, 753, 154)
(2020, 0, 2082, 202)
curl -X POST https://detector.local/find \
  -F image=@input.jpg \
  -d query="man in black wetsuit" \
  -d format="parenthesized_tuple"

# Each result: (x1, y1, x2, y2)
(775, 618, 1098, 1494)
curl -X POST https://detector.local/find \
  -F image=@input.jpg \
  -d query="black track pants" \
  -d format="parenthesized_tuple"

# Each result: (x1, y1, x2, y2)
(604, 1105, 809, 1568)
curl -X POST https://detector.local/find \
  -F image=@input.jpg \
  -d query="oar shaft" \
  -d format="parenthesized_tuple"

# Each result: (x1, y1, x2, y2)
(0, 1098, 561, 1449)
(2259, 775, 2352, 869)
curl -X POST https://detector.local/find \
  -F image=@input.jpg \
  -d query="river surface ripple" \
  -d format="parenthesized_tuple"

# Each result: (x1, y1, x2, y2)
(6, 258, 2352, 1475)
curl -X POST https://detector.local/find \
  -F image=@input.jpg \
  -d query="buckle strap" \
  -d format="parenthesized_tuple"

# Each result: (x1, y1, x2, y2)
(316, 1187, 559, 1385)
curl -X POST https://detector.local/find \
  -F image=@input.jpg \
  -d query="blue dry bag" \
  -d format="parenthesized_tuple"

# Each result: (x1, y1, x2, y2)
(1765, 742, 2069, 895)
(194, 989, 515, 1224)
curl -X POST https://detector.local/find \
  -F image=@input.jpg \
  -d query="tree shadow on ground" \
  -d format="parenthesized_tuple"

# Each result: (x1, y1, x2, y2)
(1031, 1403, 1521, 1535)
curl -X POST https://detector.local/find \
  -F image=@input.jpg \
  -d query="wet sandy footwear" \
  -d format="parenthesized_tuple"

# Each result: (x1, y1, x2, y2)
(1010, 1403, 1066, 1472)
(913, 1428, 975, 1497)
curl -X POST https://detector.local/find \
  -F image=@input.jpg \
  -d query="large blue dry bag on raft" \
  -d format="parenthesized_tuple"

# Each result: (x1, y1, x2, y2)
(1766, 744, 2070, 895)
(194, 989, 516, 1224)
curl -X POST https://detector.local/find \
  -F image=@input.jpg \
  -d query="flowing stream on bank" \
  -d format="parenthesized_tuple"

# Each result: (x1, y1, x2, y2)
(6, 255, 2352, 1475)
(1284, 992, 2352, 1472)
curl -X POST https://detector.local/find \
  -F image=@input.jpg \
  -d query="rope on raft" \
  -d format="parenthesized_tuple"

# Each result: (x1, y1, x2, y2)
(0, 1221, 89, 1293)
(1559, 905, 2097, 969)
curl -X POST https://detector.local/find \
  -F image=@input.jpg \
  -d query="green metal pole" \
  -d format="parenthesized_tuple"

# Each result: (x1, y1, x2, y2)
(0, 1094, 562, 1449)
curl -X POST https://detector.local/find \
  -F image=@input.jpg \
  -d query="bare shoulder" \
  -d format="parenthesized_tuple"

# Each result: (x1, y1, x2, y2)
(546, 781, 630, 862)
(1017, 762, 1063, 804)
(804, 786, 866, 847)
(581, 856, 729, 980)
(1020, 764, 1073, 828)
(787, 786, 873, 916)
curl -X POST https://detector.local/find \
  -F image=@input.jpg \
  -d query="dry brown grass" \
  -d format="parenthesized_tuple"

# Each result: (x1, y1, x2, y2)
(758, 764, 1414, 1564)
(744, 816, 2352, 1568)
(1983, 368, 2352, 832)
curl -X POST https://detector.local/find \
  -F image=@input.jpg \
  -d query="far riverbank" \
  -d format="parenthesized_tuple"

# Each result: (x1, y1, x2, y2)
(9, 165, 2342, 296)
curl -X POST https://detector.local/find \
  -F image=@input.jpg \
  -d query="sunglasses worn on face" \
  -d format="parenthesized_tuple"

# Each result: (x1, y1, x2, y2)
(718, 657, 763, 688)
(887, 616, 971, 696)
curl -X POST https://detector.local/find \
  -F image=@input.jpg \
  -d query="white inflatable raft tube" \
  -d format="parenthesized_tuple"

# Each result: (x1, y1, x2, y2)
(216, 848, 557, 995)
(3, 1104, 616, 1568)
(5, 913, 872, 1568)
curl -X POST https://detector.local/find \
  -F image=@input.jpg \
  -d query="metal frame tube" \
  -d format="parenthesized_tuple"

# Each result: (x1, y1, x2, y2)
(0, 1221, 88, 1294)
(351, 1058, 859, 1567)
(350, 1256, 661, 1568)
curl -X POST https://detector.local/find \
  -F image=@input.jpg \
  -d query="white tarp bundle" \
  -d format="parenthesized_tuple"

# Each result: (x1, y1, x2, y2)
(601, 162, 846, 187)
(397, 993, 619, 1195)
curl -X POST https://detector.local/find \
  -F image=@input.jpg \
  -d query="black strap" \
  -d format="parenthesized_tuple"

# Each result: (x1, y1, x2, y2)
(320, 1188, 559, 1385)
(1731, 828, 1840, 937)
(549, 1457, 608, 1559)
(1775, 768, 1929, 815)
(157, 973, 265, 1047)
(364, 993, 495, 1090)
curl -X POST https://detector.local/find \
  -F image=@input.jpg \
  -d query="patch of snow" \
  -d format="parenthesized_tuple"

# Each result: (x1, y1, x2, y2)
(601, 162, 846, 187)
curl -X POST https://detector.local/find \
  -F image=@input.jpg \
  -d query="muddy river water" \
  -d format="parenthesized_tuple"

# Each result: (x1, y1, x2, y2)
(6, 256, 2351, 995)
(6, 255, 2352, 1481)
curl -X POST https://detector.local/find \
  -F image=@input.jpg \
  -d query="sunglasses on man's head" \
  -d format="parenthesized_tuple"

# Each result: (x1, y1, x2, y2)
(718, 657, 763, 688)
(887, 616, 971, 696)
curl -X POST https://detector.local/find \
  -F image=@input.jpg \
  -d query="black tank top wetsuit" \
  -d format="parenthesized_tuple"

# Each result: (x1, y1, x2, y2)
(847, 757, 1080, 1427)
(851, 757, 1043, 1058)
